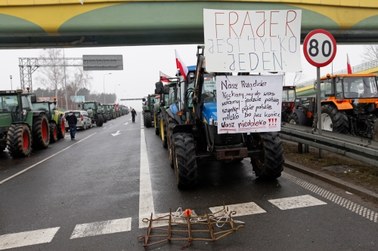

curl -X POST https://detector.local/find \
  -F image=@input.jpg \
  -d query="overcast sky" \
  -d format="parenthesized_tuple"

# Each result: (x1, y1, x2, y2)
(0, 43, 371, 110)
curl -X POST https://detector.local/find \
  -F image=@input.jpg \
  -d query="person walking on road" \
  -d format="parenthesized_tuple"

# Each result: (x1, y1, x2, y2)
(131, 108, 137, 123)
(66, 112, 77, 140)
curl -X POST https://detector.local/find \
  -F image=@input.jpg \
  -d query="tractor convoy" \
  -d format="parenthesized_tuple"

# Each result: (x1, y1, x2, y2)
(0, 90, 50, 158)
(142, 46, 378, 190)
(151, 46, 284, 189)
(288, 73, 378, 141)
(1, 89, 128, 158)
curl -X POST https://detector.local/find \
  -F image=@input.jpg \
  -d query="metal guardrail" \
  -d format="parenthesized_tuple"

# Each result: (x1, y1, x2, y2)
(280, 123, 378, 167)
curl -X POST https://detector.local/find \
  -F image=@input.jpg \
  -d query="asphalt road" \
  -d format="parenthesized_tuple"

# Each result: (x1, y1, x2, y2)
(0, 114, 377, 251)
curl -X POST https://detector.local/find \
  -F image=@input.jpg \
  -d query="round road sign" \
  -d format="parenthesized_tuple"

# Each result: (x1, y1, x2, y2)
(303, 29, 337, 67)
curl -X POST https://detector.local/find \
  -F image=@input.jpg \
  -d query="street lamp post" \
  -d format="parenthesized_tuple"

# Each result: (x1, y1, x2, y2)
(103, 73, 112, 104)
(9, 75, 13, 90)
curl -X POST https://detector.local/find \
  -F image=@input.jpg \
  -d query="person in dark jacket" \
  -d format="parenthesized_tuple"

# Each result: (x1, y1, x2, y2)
(131, 108, 137, 123)
(66, 112, 78, 140)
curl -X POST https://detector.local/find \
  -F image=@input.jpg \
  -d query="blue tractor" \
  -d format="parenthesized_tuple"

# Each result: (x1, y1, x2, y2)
(157, 46, 284, 189)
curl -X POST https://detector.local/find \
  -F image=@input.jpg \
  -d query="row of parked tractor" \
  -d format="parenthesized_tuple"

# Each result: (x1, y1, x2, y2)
(281, 73, 378, 141)
(142, 45, 284, 190)
(0, 89, 129, 158)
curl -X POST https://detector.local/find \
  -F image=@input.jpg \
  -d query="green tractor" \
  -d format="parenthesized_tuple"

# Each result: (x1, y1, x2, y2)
(142, 94, 156, 128)
(32, 100, 66, 143)
(157, 46, 284, 189)
(154, 78, 180, 148)
(0, 90, 50, 158)
(78, 101, 104, 127)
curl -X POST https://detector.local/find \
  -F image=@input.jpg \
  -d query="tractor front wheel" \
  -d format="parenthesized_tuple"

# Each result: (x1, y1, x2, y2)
(173, 133, 198, 189)
(50, 123, 58, 143)
(7, 124, 32, 158)
(57, 115, 65, 139)
(33, 114, 50, 149)
(320, 104, 349, 133)
(250, 132, 284, 179)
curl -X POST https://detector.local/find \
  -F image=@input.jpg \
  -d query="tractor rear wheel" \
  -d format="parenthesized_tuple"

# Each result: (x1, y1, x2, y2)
(32, 114, 50, 149)
(49, 123, 58, 143)
(173, 133, 198, 189)
(250, 132, 284, 179)
(160, 118, 167, 148)
(167, 123, 175, 169)
(57, 115, 65, 139)
(154, 113, 160, 135)
(321, 104, 349, 133)
(96, 114, 104, 127)
(7, 124, 32, 158)
(144, 112, 152, 128)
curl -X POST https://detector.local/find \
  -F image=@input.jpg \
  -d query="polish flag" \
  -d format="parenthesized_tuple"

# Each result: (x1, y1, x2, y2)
(159, 71, 172, 84)
(175, 50, 188, 80)
(347, 54, 352, 74)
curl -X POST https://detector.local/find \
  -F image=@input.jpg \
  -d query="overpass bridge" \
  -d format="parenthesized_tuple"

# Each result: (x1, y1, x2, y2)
(0, 0, 377, 48)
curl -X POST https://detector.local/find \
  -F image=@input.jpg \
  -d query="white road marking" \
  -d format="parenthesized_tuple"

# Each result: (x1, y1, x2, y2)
(283, 173, 378, 222)
(139, 128, 155, 228)
(111, 130, 121, 136)
(0, 133, 96, 185)
(0, 227, 59, 250)
(124, 122, 128, 125)
(70, 218, 131, 239)
(210, 202, 267, 217)
(268, 194, 327, 210)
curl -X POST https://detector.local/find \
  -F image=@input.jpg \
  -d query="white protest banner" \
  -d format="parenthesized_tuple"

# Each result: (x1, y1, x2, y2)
(203, 9, 302, 73)
(216, 75, 283, 133)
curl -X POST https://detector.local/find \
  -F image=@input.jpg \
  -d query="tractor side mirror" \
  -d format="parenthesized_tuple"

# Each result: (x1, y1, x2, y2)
(155, 81, 164, 94)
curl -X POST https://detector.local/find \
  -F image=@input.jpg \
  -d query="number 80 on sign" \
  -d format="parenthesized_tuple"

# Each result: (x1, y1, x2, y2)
(303, 29, 337, 67)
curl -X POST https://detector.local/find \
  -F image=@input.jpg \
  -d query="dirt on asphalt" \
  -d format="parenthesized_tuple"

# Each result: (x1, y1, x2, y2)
(283, 141, 378, 194)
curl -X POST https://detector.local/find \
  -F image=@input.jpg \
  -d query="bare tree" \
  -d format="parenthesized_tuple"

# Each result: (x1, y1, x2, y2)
(362, 45, 378, 62)
(36, 49, 64, 106)
(36, 48, 92, 109)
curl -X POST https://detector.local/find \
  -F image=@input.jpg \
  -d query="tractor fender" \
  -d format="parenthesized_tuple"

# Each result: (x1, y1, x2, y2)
(322, 99, 353, 110)
(172, 124, 193, 134)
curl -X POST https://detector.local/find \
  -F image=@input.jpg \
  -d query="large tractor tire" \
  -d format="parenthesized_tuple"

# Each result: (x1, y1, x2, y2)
(154, 113, 160, 135)
(143, 112, 152, 128)
(49, 122, 58, 143)
(57, 115, 65, 139)
(288, 111, 306, 125)
(96, 114, 104, 127)
(7, 124, 32, 158)
(320, 104, 349, 133)
(32, 114, 50, 149)
(173, 133, 198, 189)
(160, 118, 167, 148)
(250, 132, 284, 179)
(167, 123, 176, 169)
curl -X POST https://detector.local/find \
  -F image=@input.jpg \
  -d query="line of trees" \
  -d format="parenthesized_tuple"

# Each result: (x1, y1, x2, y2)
(33, 87, 116, 110)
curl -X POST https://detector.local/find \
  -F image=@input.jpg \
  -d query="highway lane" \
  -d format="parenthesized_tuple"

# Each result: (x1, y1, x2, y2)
(0, 115, 377, 250)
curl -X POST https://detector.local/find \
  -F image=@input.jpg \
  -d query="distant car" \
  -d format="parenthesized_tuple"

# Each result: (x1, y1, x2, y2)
(65, 110, 92, 131)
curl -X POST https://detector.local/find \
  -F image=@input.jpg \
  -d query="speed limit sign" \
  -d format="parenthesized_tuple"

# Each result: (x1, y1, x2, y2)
(303, 29, 337, 67)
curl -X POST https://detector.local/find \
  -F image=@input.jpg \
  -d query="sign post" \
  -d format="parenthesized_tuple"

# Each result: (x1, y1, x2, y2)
(303, 29, 337, 157)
